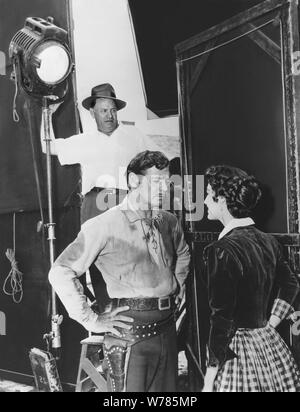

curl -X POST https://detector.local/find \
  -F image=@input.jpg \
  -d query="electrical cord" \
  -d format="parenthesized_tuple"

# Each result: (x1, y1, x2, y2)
(12, 61, 20, 123)
(3, 213, 24, 304)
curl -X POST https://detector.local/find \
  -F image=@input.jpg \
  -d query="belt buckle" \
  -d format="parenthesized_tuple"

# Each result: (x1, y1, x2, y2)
(158, 297, 171, 311)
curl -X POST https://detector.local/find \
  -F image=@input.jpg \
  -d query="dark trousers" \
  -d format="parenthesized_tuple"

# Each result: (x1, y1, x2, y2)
(106, 309, 178, 392)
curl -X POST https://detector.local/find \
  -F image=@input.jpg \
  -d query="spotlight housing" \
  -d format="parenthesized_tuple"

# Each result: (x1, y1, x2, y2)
(9, 17, 73, 96)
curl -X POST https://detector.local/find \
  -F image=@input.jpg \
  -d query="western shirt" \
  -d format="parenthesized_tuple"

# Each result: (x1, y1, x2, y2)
(49, 197, 191, 332)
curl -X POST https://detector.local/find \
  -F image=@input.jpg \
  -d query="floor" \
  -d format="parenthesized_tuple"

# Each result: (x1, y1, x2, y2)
(0, 379, 35, 392)
(0, 352, 189, 392)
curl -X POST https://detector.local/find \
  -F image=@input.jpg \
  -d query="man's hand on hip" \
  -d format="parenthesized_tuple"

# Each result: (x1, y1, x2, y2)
(92, 306, 134, 336)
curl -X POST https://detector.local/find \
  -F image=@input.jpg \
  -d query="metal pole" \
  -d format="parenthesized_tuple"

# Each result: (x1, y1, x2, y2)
(176, 59, 203, 391)
(42, 97, 62, 355)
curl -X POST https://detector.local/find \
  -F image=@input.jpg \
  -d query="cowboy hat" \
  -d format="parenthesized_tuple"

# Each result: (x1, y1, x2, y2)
(82, 83, 127, 111)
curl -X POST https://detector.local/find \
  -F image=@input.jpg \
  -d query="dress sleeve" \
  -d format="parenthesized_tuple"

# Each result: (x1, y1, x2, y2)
(204, 244, 239, 369)
(271, 242, 300, 320)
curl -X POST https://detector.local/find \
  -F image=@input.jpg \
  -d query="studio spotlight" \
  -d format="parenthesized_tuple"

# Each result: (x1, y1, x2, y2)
(9, 16, 73, 96)
(9, 17, 74, 356)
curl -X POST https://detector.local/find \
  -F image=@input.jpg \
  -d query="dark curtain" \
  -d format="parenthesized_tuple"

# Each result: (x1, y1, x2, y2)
(0, 0, 83, 385)
(128, 0, 263, 116)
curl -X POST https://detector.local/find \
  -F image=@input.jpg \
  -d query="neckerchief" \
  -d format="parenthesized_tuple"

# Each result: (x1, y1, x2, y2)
(130, 213, 164, 253)
(121, 197, 167, 265)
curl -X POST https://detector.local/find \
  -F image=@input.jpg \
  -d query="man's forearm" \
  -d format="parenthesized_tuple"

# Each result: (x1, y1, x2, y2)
(175, 247, 191, 288)
(174, 222, 191, 287)
(49, 265, 98, 331)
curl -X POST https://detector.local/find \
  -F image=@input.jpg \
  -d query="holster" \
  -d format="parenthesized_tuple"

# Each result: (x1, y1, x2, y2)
(103, 313, 175, 392)
(103, 335, 131, 392)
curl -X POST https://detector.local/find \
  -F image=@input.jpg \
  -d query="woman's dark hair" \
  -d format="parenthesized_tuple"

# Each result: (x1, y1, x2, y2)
(205, 165, 262, 218)
(126, 150, 169, 187)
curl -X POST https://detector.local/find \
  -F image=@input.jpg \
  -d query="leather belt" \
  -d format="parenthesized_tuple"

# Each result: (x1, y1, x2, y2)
(112, 295, 176, 311)
(108, 313, 175, 345)
(103, 315, 175, 392)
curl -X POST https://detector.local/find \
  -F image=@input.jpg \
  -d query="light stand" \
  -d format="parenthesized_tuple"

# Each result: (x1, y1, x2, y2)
(42, 97, 63, 354)
(9, 16, 73, 357)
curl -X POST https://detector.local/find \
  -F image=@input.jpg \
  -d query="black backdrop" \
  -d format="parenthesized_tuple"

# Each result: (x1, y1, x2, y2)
(129, 0, 264, 116)
(0, 0, 84, 386)
(0, 0, 81, 213)
(176, 4, 300, 388)
(188, 24, 287, 234)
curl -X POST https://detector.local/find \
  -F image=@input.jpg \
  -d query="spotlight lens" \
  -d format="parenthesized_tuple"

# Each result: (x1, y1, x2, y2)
(35, 43, 70, 84)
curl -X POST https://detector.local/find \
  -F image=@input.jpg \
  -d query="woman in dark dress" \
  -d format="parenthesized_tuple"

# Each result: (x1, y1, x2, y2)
(202, 165, 300, 392)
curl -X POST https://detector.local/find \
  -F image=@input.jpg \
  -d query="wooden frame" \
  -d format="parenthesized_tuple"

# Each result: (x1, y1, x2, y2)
(176, 0, 300, 391)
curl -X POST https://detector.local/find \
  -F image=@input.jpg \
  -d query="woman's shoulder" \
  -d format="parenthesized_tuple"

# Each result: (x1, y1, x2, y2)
(223, 226, 278, 249)
(235, 226, 279, 248)
(206, 227, 280, 263)
(204, 239, 244, 277)
(204, 238, 236, 262)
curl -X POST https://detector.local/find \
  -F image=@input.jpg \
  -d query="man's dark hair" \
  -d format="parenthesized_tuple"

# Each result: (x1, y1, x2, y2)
(126, 151, 169, 188)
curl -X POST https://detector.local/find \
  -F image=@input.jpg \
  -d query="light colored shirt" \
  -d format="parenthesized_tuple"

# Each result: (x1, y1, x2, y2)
(49, 197, 190, 332)
(54, 123, 163, 194)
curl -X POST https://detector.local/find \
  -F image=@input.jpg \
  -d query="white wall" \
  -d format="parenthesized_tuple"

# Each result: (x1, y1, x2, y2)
(72, 0, 179, 137)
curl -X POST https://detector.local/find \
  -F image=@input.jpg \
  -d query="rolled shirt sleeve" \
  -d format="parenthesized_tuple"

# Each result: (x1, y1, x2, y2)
(173, 220, 190, 288)
(49, 217, 106, 331)
(54, 135, 86, 166)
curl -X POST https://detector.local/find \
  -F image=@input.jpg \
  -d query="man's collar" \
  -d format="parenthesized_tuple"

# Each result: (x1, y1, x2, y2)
(119, 196, 138, 223)
(119, 196, 162, 225)
(218, 217, 255, 240)
(97, 122, 122, 136)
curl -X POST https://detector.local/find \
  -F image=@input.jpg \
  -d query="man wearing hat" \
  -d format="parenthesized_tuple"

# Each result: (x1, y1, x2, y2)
(41, 83, 163, 311)
(40, 83, 162, 223)
(49, 150, 190, 392)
